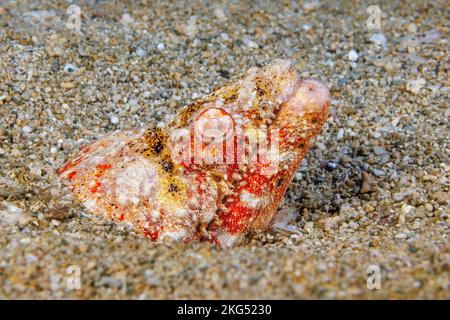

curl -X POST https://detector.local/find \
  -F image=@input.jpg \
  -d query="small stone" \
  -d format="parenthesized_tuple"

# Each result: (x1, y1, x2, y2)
(110, 115, 119, 124)
(144, 269, 161, 286)
(120, 13, 134, 26)
(304, 221, 314, 234)
(50, 219, 60, 227)
(213, 7, 226, 21)
(369, 33, 387, 46)
(422, 29, 441, 43)
(321, 161, 337, 171)
(360, 171, 375, 193)
(327, 162, 338, 170)
(157, 43, 165, 51)
(135, 47, 147, 57)
(373, 146, 386, 155)
(348, 221, 358, 229)
(19, 237, 31, 245)
(402, 156, 413, 165)
(61, 82, 75, 89)
(422, 175, 437, 182)
(395, 233, 407, 240)
(431, 191, 449, 205)
(220, 33, 229, 41)
(372, 169, 385, 177)
(22, 126, 33, 133)
(348, 50, 359, 62)
(406, 78, 426, 94)
(341, 155, 352, 165)
(407, 23, 418, 33)
(424, 203, 433, 212)
(63, 63, 78, 74)
(316, 142, 326, 151)
(50, 60, 60, 72)
(175, 16, 198, 38)
(294, 172, 302, 181)
(415, 206, 426, 218)
(243, 38, 258, 49)
(302, 23, 312, 31)
(388, 120, 400, 130)
(26, 254, 38, 264)
(401, 204, 415, 215)
(336, 128, 344, 140)
(369, 239, 379, 247)
(99, 276, 122, 288)
(78, 244, 89, 253)
(303, 1, 320, 12)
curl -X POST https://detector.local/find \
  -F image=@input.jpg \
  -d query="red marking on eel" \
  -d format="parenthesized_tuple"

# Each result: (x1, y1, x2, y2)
(67, 171, 78, 180)
(89, 181, 102, 193)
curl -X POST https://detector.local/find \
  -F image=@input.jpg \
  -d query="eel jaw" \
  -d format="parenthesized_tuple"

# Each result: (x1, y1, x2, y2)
(278, 78, 331, 132)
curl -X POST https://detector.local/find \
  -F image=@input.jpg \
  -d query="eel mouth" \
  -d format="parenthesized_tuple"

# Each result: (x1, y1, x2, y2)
(259, 59, 330, 125)
(272, 76, 331, 142)
(281, 77, 331, 121)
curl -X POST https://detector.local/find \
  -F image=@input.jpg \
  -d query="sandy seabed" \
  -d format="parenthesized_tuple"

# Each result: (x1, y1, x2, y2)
(0, 0, 448, 299)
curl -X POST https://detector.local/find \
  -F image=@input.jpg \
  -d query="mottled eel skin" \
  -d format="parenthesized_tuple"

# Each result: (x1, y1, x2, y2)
(57, 59, 330, 247)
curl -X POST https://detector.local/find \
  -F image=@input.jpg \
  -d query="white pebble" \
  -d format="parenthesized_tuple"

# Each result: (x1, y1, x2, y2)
(303, 1, 320, 12)
(191, 92, 200, 99)
(391, 117, 400, 126)
(213, 7, 226, 21)
(336, 128, 345, 140)
(315, 142, 326, 151)
(348, 50, 359, 62)
(372, 130, 381, 139)
(348, 221, 359, 229)
(63, 63, 78, 74)
(369, 33, 387, 46)
(347, 119, 356, 127)
(110, 115, 119, 124)
(407, 23, 417, 33)
(22, 126, 32, 133)
(395, 233, 407, 240)
(50, 219, 60, 227)
(120, 13, 134, 26)
(243, 38, 258, 49)
(302, 23, 312, 31)
(157, 43, 165, 51)
(19, 237, 31, 245)
(401, 204, 415, 215)
(135, 47, 147, 57)
(220, 33, 229, 41)
(304, 222, 314, 234)
(26, 254, 38, 264)
(445, 108, 450, 118)
(406, 78, 426, 94)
